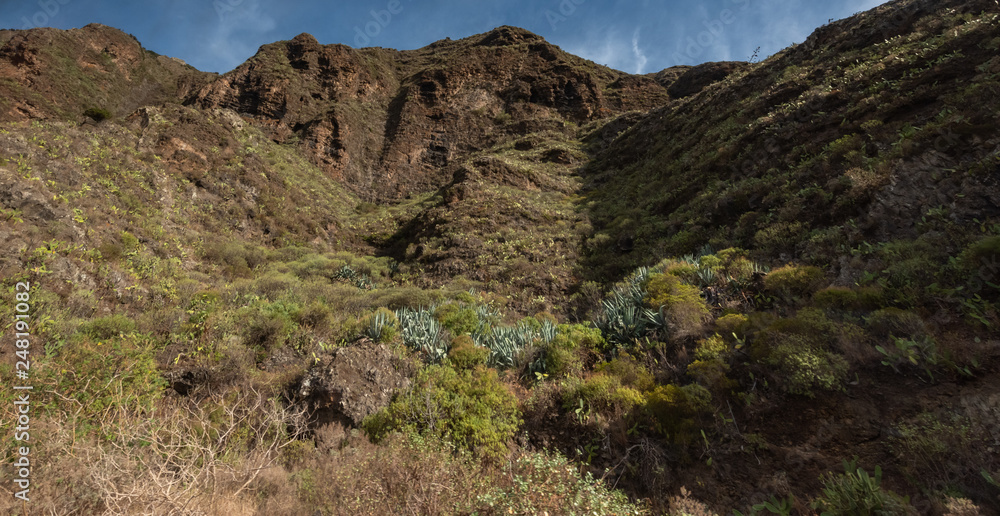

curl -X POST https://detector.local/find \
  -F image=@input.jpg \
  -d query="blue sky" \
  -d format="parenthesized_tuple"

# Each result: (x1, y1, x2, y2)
(1, 0, 888, 74)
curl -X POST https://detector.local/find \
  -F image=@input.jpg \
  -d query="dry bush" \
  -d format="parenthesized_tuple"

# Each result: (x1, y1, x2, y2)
(80, 385, 307, 515)
(668, 486, 718, 516)
(944, 497, 983, 516)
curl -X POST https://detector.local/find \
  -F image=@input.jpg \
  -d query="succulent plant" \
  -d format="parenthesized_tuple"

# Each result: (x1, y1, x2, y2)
(473, 320, 557, 369)
(354, 274, 376, 290)
(365, 310, 392, 341)
(598, 301, 649, 347)
(395, 307, 446, 361)
(335, 264, 357, 280)
(696, 266, 716, 287)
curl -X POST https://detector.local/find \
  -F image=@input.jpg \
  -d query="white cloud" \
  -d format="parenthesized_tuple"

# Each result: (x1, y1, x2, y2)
(631, 27, 647, 74)
(204, 0, 277, 72)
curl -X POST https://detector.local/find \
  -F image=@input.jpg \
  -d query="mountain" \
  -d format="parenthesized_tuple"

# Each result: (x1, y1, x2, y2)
(1, 1, 999, 514)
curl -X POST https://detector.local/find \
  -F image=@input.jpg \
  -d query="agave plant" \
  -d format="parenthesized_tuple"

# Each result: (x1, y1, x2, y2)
(354, 274, 376, 290)
(642, 305, 669, 334)
(473, 323, 539, 369)
(395, 307, 446, 361)
(334, 264, 357, 280)
(599, 302, 649, 347)
(472, 304, 502, 339)
(365, 310, 391, 341)
(539, 319, 558, 344)
(750, 261, 771, 275)
(695, 266, 716, 287)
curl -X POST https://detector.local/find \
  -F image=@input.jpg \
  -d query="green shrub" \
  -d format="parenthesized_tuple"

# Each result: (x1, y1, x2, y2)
(958, 235, 1000, 273)
(643, 273, 710, 338)
(434, 303, 480, 336)
(295, 300, 332, 329)
(83, 107, 112, 121)
(253, 271, 300, 299)
(854, 287, 887, 310)
(78, 314, 137, 340)
(762, 334, 848, 397)
(644, 383, 711, 443)
(204, 240, 266, 277)
(656, 259, 699, 284)
(447, 335, 489, 370)
(563, 374, 646, 419)
(764, 264, 827, 303)
(595, 354, 655, 392)
(715, 314, 749, 341)
(813, 286, 859, 311)
(371, 287, 443, 310)
(686, 359, 734, 394)
(49, 334, 165, 419)
(244, 303, 298, 354)
(767, 308, 836, 340)
(363, 364, 521, 460)
(864, 308, 928, 340)
(811, 460, 915, 515)
(693, 333, 729, 361)
(545, 346, 582, 378)
(542, 324, 603, 377)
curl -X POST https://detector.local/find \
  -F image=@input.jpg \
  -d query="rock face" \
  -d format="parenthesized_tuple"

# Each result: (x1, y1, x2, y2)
(297, 341, 417, 428)
(189, 26, 671, 200)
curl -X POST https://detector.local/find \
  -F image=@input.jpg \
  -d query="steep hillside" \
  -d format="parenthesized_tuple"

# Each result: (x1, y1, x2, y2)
(190, 26, 669, 200)
(1, 1, 1000, 514)
(0, 24, 213, 121)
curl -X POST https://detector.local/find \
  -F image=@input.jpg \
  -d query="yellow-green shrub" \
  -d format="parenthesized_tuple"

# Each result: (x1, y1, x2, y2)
(759, 334, 848, 397)
(657, 259, 698, 283)
(693, 334, 729, 361)
(448, 335, 489, 370)
(543, 324, 604, 377)
(714, 314, 749, 342)
(813, 286, 859, 311)
(644, 384, 711, 442)
(595, 354, 655, 392)
(764, 264, 826, 303)
(363, 365, 521, 460)
(958, 235, 1000, 273)
(563, 374, 646, 418)
(643, 273, 710, 338)
(434, 303, 480, 336)
(78, 314, 137, 340)
(686, 359, 734, 394)
(864, 308, 928, 340)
